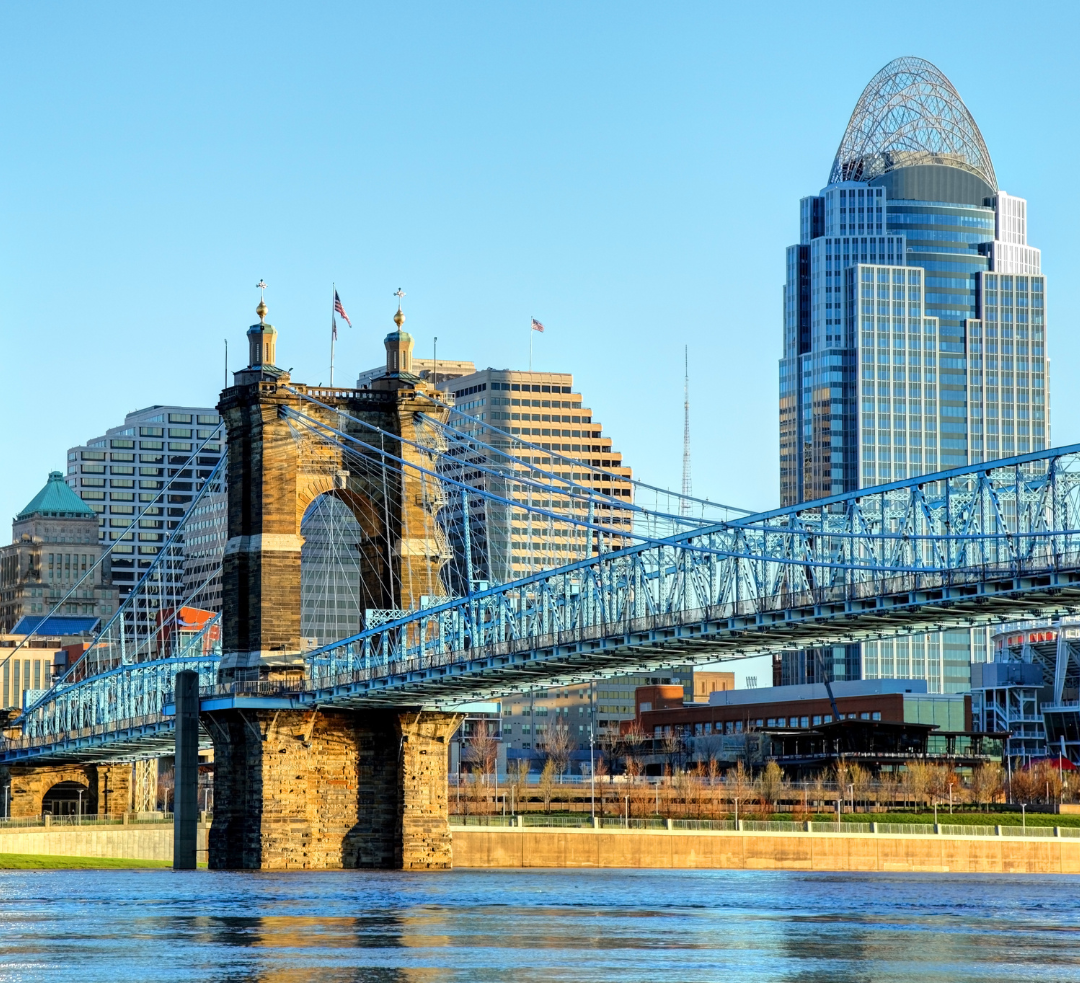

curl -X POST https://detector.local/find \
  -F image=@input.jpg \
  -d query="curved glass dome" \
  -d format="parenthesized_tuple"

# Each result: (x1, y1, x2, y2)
(829, 56, 996, 190)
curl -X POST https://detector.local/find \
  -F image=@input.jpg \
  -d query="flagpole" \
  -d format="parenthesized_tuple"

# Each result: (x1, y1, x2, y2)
(330, 283, 336, 387)
(529, 320, 533, 374)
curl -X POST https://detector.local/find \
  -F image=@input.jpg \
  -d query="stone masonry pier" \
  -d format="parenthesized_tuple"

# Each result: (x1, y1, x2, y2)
(206, 708, 460, 870)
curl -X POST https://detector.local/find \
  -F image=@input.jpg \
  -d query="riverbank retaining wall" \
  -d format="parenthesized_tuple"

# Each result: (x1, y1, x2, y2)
(3, 823, 1078, 873)
(0, 823, 208, 863)
(451, 826, 1080, 874)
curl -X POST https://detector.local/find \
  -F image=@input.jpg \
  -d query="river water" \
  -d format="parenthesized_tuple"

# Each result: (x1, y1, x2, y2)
(0, 868, 1077, 982)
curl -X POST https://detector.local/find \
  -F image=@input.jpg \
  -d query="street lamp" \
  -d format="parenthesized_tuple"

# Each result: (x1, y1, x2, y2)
(76, 788, 84, 824)
(589, 726, 595, 820)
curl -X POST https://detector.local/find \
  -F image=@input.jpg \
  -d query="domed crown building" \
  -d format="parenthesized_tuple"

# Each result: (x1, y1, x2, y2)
(778, 58, 1048, 690)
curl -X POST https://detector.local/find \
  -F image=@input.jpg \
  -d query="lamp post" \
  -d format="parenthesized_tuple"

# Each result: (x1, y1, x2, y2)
(589, 726, 595, 820)
(76, 788, 84, 824)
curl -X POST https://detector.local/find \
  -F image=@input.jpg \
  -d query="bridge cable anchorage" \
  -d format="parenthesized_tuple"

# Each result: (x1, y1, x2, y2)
(1, 425, 226, 674)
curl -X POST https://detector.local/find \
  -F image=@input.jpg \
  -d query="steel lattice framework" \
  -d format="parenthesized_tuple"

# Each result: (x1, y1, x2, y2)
(11, 443, 1080, 763)
(829, 56, 996, 188)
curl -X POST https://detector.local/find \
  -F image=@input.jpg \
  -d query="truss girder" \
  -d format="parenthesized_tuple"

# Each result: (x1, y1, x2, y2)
(9, 445, 1080, 762)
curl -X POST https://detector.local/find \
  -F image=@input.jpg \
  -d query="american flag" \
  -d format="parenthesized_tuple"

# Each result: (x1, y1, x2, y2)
(531, 317, 545, 333)
(334, 290, 352, 326)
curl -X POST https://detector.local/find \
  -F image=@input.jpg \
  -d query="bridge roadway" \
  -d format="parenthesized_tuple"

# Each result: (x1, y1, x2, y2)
(6, 556, 1080, 765)
(8, 442, 1080, 765)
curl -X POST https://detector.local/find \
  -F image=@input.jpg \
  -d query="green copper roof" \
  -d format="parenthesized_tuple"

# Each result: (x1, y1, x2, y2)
(17, 472, 96, 519)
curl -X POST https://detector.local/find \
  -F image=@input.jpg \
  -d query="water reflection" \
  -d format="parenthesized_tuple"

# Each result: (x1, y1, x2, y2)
(0, 869, 1079, 982)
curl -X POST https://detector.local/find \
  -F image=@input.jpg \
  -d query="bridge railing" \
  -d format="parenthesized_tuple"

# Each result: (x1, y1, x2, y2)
(299, 545, 1080, 699)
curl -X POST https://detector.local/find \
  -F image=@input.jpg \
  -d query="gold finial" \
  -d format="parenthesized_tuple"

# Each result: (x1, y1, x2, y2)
(256, 280, 268, 323)
(393, 287, 405, 327)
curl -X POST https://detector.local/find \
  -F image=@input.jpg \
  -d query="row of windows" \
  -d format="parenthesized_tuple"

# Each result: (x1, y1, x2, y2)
(454, 382, 575, 397)
(681, 711, 884, 737)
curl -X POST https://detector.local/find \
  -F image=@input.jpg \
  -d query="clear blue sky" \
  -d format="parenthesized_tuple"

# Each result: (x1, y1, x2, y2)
(2, 2, 1078, 528)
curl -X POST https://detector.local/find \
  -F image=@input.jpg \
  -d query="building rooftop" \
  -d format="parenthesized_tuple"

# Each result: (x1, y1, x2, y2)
(11, 615, 101, 637)
(706, 678, 930, 707)
(829, 56, 996, 190)
(16, 472, 96, 520)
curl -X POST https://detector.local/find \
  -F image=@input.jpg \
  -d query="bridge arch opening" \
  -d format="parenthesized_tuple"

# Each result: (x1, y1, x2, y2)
(301, 493, 368, 647)
(42, 780, 90, 817)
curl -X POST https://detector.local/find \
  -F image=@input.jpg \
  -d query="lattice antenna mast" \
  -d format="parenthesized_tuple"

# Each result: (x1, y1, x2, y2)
(680, 345, 692, 516)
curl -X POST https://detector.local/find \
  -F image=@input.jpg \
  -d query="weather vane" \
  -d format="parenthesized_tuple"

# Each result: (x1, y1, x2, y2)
(394, 287, 405, 310)
(256, 279, 267, 300)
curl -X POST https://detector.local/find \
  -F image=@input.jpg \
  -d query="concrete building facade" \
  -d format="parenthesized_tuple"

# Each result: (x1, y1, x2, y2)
(65, 405, 226, 614)
(0, 473, 118, 640)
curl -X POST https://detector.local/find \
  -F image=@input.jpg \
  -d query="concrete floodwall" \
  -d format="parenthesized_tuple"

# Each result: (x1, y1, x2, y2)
(451, 826, 1080, 875)
(0, 823, 208, 863)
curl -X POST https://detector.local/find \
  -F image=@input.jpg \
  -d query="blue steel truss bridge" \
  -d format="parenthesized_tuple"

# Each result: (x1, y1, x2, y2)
(6, 387, 1080, 766)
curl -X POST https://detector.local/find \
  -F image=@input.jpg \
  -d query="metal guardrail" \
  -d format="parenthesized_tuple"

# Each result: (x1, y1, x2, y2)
(0, 812, 206, 830)
(450, 815, 1080, 839)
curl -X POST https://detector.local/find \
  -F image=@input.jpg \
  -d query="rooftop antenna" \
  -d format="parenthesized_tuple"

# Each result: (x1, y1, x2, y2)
(680, 345, 692, 516)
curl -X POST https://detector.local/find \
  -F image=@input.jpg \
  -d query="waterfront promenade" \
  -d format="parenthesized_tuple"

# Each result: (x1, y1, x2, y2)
(1, 816, 1078, 873)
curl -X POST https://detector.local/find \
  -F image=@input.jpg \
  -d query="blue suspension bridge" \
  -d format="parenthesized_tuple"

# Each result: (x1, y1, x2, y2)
(5, 385, 1080, 766)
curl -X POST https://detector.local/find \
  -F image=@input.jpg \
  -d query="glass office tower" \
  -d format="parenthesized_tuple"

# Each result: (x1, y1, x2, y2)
(778, 57, 1049, 691)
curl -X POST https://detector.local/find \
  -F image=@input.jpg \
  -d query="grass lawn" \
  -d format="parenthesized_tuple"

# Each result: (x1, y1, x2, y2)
(0, 853, 171, 869)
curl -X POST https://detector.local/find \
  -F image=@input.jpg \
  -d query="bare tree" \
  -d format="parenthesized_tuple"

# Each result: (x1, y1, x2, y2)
(544, 724, 577, 783)
(757, 761, 784, 815)
(620, 718, 646, 764)
(725, 761, 754, 819)
(903, 761, 933, 813)
(467, 720, 499, 786)
(661, 732, 683, 774)
(538, 759, 557, 813)
(850, 764, 872, 814)
(509, 758, 532, 814)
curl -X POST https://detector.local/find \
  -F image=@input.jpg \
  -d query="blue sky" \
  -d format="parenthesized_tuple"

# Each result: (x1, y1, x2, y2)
(2, 2, 1078, 529)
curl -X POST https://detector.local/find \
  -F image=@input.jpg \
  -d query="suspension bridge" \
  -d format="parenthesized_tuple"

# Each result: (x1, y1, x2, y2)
(4, 302, 1080, 869)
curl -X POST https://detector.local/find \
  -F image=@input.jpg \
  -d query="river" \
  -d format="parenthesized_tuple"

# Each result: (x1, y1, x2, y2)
(0, 868, 1077, 982)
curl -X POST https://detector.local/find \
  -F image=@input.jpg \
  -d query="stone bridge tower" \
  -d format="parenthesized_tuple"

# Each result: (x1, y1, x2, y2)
(202, 295, 462, 871)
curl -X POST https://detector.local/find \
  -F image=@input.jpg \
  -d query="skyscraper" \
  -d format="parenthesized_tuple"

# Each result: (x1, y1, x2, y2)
(65, 405, 226, 616)
(779, 57, 1048, 691)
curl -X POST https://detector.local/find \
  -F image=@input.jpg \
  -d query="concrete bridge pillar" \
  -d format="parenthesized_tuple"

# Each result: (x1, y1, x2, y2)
(206, 707, 461, 869)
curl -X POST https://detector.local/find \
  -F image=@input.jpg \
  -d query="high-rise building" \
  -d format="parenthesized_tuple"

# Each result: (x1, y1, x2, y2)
(779, 57, 1047, 692)
(65, 405, 226, 612)
(356, 357, 635, 586)
(180, 490, 227, 613)
(444, 367, 634, 584)
(0, 472, 119, 635)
